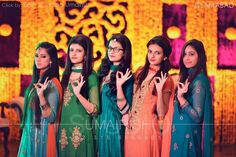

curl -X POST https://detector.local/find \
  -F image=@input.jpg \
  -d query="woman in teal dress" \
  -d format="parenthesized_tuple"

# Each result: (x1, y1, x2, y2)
(58, 35, 100, 157)
(98, 33, 133, 157)
(18, 42, 62, 157)
(169, 39, 214, 157)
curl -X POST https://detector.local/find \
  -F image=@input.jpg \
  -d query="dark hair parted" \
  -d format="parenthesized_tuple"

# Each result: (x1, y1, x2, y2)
(29, 42, 59, 127)
(98, 33, 132, 95)
(136, 35, 172, 95)
(61, 34, 94, 99)
(179, 39, 208, 83)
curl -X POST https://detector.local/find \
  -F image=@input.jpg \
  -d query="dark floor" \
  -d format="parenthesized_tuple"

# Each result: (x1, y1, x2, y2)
(0, 140, 236, 157)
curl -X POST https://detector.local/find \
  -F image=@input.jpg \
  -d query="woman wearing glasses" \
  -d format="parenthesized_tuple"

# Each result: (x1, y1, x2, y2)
(98, 33, 133, 157)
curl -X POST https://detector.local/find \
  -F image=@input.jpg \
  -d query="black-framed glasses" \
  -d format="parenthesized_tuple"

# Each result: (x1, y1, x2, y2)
(107, 46, 124, 53)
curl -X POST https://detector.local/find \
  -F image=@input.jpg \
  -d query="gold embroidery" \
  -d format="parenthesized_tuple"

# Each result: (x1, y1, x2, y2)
(63, 87, 73, 106)
(70, 126, 84, 149)
(129, 81, 152, 130)
(59, 128, 68, 150)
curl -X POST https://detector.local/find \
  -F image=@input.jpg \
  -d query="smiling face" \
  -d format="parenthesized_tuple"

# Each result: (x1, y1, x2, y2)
(147, 44, 165, 66)
(35, 48, 51, 71)
(183, 45, 199, 68)
(107, 40, 124, 65)
(69, 43, 85, 67)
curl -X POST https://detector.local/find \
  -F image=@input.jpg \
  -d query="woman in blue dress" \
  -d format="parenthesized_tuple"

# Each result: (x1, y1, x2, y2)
(98, 33, 133, 157)
(169, 39, 214, 157)
(18, 42, 62, 157)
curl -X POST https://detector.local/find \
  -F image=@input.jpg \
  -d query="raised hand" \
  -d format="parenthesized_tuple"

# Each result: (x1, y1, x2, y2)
(116, 69, 132, 87)
(34, 77, 50, 96)
(177, 79, 190, 98)
(154, 72, 168, 92)
(71, 76, 86, 95)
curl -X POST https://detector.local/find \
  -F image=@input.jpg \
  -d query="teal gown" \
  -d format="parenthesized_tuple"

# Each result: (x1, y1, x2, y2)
(98, 69, 133, 157)
(18, 79, 60, 157)
(170, 72, 214, 157)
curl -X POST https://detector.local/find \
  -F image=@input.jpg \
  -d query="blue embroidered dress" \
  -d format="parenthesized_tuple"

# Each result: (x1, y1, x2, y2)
(170, 72, 214, 157)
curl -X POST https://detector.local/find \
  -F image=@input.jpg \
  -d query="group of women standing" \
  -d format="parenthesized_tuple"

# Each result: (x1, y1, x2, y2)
(17, 33, 214, 157)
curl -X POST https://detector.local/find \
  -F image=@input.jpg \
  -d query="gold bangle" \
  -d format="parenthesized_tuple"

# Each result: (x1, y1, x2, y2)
(87, 104, 97, 114)
(117, 97, 125, 102)
(40, 104, 48, 110)
(158, 115, 165, 120)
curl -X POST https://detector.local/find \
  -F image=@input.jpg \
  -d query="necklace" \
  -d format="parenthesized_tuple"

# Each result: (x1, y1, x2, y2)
(72, 66, 82, 73)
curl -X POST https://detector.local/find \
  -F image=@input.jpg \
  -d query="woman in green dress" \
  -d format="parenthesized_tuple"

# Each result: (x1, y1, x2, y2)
(98, 33, 133, 157)
(18, 42, 62, 157)
(58, 35, 100, 157)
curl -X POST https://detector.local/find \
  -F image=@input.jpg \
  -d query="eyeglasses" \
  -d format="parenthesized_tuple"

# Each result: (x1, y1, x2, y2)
(107, 46, 123, 53)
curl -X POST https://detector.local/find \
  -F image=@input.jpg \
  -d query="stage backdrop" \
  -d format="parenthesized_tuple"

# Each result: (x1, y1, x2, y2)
(0, 0, 235, 144)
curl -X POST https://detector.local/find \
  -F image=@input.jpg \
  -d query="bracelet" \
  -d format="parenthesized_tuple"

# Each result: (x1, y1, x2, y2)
(120, 102, 129, 115)
(120, 102, 128, 112)
(87, 104, 97, 114)
(117, 97, 125, 102)
(158, 115, 165, 120)
(40, 103, 49, 110)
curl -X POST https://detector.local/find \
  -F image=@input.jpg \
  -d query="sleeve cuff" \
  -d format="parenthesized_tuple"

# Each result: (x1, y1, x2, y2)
(119, 102, 130, 115)
(181, 100, 190, 110)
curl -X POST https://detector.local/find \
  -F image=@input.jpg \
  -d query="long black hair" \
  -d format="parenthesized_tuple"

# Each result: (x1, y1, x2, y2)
(98, 33, 132, 95)
(27, 42, 59, 127)
(179, 39, 208, 83)
(136, 35, 172, 95)
(61, 34, 94, 99)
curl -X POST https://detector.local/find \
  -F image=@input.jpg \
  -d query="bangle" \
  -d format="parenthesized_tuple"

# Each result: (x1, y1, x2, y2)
(40, 103, 49, 110)
(117, 97, 125, 102)
(120, 102, 128, 111)
(120, 102, 129, 115)
(158, 115, 165, 120)
(87, 104, 97, 114)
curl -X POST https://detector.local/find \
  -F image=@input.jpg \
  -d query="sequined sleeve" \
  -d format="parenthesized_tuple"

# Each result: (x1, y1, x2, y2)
(182, 79, 205, 123)
(119, 77, 134, 114)
(43, 81, 60, 123)
(88, 71, 100, 114)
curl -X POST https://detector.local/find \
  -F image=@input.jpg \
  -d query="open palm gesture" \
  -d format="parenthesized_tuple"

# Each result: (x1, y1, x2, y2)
(72, 76, 85, 95)
(154, 72, 168, 92)
(116, 69, 132, 87)
(34, 77, 50, 96)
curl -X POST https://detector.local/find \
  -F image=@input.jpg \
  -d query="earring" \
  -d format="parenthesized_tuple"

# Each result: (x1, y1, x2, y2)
(164, 57, 167, 61)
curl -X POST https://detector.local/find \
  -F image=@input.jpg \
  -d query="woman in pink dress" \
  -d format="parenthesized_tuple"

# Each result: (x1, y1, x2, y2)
(124, 36, 174, 157)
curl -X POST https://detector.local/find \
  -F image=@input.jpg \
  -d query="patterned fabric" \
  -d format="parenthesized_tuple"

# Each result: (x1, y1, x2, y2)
(58, 71, 99, 157)
(170, 72, 214, 157)
(125, 76, 173, 157)
(18, 78, 61, 157)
